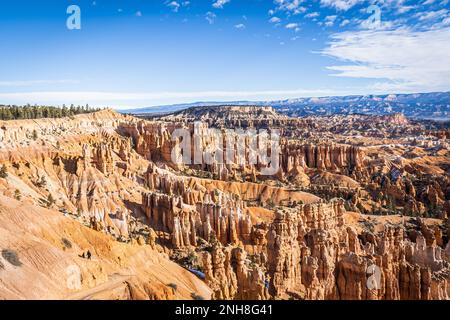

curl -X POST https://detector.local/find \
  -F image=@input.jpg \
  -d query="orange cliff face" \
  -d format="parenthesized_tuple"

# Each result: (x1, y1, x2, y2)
(0, 108, 449, 300)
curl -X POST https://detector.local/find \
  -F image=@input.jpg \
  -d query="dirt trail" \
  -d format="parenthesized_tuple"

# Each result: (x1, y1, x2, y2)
(64, 274, 133, 300)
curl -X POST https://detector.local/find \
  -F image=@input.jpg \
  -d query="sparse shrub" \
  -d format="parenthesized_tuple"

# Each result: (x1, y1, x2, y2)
(0, 259, 4, 270)
(14, 189, 21, 201)
(46, 194, 55, 208)
(191, 293, 205, 300)
(208, 232, 219, 247)
(0, 165, 7, 179)
(61, 238, 72, 249)
(1, 249, 22, 267)
(187, 251, 197, 266)
(444, 218, 450, 229)
(36, 176, 47, 187)
(168, 283, 178, 291)
(32, 129, 38, 140)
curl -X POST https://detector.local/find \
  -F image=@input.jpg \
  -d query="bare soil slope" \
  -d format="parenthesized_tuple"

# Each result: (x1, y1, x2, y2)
(0, 195, 211, 300)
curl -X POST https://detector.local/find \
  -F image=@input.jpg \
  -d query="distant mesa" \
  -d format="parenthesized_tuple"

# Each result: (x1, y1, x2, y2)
(123, 91, 450, 121)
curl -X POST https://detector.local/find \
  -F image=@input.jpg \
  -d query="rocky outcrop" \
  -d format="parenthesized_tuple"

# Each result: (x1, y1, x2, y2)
(266, 200, 449, 300)
(267, 199, 345, 299)
(142, 190, 253, 248)
(281, 142, 365, 173)
(201, 245, 269, 300)
(159, 105, 297, 130)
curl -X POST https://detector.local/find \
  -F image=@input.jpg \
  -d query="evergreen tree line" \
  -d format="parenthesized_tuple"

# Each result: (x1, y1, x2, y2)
(0, 104, 103, 121)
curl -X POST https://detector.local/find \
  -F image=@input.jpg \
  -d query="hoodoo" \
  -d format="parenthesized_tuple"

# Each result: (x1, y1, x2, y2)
(0, 106, 448, 300)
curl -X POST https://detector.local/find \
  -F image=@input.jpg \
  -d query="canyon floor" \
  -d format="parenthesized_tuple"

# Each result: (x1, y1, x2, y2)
(0, 107, 448, 300)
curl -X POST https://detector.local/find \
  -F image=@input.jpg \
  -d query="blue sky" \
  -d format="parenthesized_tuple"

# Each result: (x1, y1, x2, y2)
(0, 0, 449, 109)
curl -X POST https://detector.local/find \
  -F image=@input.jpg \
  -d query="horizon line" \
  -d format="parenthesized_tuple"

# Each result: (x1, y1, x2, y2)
(0, 89, 449, 110)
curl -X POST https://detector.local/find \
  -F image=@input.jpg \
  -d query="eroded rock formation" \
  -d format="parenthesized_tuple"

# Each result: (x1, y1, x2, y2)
(0, 108, 448, 300)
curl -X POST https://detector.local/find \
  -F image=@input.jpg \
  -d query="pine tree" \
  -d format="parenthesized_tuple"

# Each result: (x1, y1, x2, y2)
(0, 104, 102, 121)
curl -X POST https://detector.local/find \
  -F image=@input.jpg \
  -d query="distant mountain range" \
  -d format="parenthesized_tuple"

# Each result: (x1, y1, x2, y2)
(121, 91, 450, 120)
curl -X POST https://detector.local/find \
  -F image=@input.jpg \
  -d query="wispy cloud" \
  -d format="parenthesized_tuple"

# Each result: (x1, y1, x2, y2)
(320, 0, 364, 11)
(397, 5, 416, 14)
(274, 0, 307, 15)
(305, 12, 320, 18)
(269, 16, 281, 23)
(416, 9, 448, 21)
(321, 27, 450, 92)
(324, 15, 337, 27)
(340, 19, 350, 27)
(234, 23, 246, 29)
(167, 1, 181, 12)
(212, 0, 230, 9)
(285, 22, 299, 30)
(205, 11, 216, 24)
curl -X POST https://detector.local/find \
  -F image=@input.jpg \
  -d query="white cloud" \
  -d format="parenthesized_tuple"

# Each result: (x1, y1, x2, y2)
(357, 15, 397, 30)
(285, 23, 300, 32)
(212, 0, 230, 9)
(167, 1, 181, 12)
(325, 15, 337, 27)
(340, 19, 350, 27)
(320, 0, 364, 11)
(269, 17, 281, 23)
(285, 22, 299, 29)
(416, 9, 448, 21)
(397, 5, 416, 14)
(135, 11, 142, 17)
(206, 12, 216, 24)
(274, 0, 307, 15)
(305, 12, 320, 18)
(234, 23, 246, 29)
(321, 27, 450, 92)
